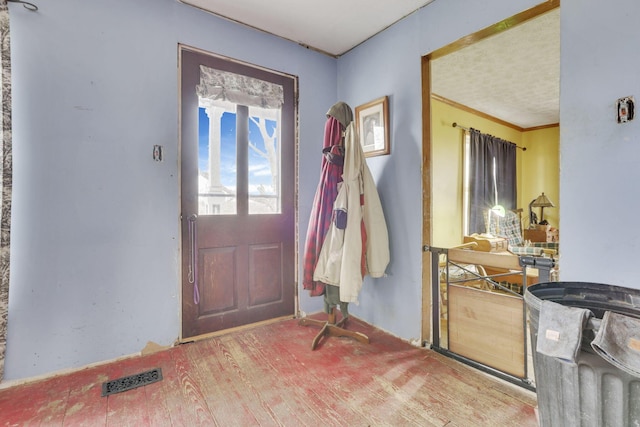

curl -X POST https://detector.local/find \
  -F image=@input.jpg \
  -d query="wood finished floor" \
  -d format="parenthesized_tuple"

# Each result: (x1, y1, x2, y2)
(0, 315, 538, 426)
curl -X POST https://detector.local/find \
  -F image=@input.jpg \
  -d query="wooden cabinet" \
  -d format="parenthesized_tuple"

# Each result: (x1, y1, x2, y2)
(524, 226, 559, 243)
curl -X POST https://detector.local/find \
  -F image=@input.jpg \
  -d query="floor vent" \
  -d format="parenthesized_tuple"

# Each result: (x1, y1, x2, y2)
(101, 368, 163, 397)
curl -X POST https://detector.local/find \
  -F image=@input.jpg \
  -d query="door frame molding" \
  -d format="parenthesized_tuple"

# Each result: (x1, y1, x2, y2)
(420, 0, 560, 346)
(177, 43, 300, 342)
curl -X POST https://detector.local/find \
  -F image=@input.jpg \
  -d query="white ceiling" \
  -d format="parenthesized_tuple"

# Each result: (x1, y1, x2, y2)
(179, 0, 560, 129)
(179, 0, 435, 56)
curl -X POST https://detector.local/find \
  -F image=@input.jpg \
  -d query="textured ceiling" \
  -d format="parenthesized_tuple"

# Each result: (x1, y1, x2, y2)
(432, 8, 560, 129)
(179, 0, 434, 57)
(179, 1, 559, 129)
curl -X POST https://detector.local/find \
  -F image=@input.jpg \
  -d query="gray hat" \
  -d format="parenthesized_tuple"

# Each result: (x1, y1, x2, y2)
(326, 101, 353, 128)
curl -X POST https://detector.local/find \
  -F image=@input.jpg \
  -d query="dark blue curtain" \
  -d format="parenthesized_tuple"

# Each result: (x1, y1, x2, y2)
(468, 129, 517, 234)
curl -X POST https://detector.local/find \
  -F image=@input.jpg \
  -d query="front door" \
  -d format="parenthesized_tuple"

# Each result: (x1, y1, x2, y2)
(179, 46, 297, 339)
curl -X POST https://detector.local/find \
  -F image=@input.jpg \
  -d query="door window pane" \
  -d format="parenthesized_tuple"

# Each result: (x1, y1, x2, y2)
(248, 107, 281, 214)
(198, 104, 237, 215)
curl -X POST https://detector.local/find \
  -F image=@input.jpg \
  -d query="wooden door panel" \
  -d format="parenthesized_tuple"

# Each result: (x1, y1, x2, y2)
(249, 243, 283, 306)
(199, 247, 237, 314)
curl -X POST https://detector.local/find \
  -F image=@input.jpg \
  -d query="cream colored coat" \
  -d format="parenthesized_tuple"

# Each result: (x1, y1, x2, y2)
(313, 122, 390, 303)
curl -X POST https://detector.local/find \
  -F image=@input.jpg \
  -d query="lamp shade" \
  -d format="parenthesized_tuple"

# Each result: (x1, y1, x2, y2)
(532, 192, 555, 208)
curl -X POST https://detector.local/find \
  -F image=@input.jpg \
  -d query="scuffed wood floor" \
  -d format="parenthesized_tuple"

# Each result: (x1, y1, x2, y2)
(0, 315, 538, 426)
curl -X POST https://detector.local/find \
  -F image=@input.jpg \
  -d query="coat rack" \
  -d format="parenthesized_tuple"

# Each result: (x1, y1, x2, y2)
(298, 307, 369, 350)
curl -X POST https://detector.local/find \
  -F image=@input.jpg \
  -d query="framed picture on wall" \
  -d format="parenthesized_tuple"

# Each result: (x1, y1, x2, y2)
(355, 96, 390, 157)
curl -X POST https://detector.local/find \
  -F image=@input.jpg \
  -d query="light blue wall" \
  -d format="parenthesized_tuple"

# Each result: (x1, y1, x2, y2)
(6, 0, 333, 380)
(558, 0, 640, 288)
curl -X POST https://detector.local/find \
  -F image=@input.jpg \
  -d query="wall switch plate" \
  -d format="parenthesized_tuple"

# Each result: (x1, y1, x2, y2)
(153, 145, 163, 161)
(617, 96, 634, 123)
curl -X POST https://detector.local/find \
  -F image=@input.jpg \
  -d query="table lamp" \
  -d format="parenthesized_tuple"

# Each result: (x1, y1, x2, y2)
(531, 192, 554, 224)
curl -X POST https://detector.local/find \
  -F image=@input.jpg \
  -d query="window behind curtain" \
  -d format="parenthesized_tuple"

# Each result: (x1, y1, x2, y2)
(464, 129, 517, 235)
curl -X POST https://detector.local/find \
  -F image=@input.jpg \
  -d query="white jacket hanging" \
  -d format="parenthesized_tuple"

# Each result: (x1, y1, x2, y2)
(313, 122, 390, 303)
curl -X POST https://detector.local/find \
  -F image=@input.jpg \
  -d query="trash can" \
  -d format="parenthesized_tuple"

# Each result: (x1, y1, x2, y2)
(525, 282, 640, 427)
